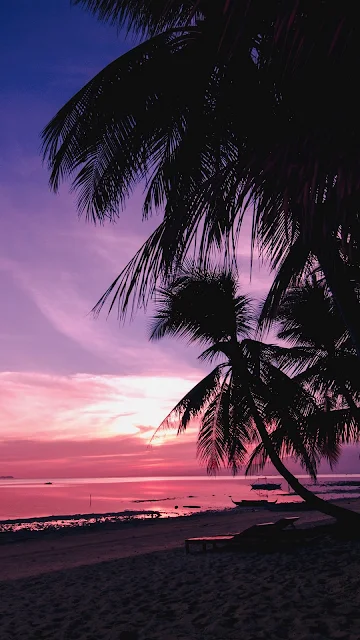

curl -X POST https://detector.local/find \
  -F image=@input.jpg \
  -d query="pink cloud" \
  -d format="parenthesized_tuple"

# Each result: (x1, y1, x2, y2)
(0, 371, 202, 438)
(0, 432, 203, 478)
(0, 371, 205, 477)
(0, 166, 271, 479)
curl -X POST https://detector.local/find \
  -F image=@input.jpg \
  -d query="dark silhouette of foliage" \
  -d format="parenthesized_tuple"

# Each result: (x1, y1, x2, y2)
(43, 3, 360, 356)
(150, 264, 360, 521)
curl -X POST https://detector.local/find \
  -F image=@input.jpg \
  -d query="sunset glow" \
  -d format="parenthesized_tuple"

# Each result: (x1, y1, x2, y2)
(5, 2, 357, 481)
(0, 1, 277, 479)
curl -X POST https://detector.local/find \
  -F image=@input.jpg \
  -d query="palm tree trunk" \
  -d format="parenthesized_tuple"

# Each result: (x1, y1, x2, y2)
(247, 393, 360, 524)
(317, 242, 360, 361)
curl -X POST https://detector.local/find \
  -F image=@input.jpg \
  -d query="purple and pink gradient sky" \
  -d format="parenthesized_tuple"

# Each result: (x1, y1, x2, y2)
(0, 1, 359, 478)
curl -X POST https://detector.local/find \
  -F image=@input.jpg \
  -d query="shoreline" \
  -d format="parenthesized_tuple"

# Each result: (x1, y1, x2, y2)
(0, 494, 359, 541)
(2, 501, 360, 638)
(1, 497, 359, 582)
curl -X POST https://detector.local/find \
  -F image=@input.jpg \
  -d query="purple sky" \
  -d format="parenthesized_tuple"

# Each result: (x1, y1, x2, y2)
(0, 1, 358, 478)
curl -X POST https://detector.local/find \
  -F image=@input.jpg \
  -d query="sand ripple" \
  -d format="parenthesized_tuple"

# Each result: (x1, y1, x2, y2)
(1, 537, 360, 639)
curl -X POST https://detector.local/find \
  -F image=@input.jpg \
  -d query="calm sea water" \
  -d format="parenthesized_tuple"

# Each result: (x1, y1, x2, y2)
(1, 474, 360, 524)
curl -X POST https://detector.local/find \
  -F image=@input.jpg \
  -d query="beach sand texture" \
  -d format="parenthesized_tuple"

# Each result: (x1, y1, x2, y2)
(1, 504, 360, 639)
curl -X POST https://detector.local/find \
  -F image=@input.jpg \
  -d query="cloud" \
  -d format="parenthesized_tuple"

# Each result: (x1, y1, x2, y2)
(0, 10, 274, 484)
(0, 432, 204, 478)
(0, 185, 207, 377)
(0, 371, 202, 442)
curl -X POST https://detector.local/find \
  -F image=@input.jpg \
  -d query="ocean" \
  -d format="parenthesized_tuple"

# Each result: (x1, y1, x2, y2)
(1, 474, 360, 533)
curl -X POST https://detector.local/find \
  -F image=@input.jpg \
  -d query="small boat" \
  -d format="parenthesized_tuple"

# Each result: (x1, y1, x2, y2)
(44, 481, 53, 485)
(182, 505, 201, 509)
(251, 482, 282, 490)
(251, 477, 282, 490)
(231, 498, 277, 507)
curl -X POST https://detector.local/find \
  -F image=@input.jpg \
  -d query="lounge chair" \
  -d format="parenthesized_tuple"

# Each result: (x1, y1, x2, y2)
(184, 517, 299, 554)
(273, 516, 299, 530)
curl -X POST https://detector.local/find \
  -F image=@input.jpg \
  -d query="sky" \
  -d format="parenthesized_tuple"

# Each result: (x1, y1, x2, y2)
(0, 1, 358, 478)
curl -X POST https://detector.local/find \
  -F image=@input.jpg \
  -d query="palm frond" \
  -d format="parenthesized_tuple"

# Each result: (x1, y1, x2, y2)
(44, 2, 360, 323)
(245, 441, 269, 477)
(241, 340, 323, 479)
(147, 264, 359, 484)
(41, 28, 200, 220)
(294, 352, 360, 409)
(257, 236, 313, 335)
(197, 375, 231, 475)
(244, 427, 323, 478)
(246, 402, 360, 475)
(226, 383, 258, 474)
(148, 262, 254, 347)
(303, 408, 360, 469)
(150, 364, 224, 443)
(244, 406, 356, 478)
(197, 371, 250, 475)
(273, 345, 325, 377)
(71, 0, 201, 37)
(93, 222, 168, 318)
(275, 279, 347, 350)
(197, 342, 230, 363)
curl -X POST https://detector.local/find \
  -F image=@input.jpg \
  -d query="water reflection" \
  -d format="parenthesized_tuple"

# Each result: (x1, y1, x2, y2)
(1, 475, 360, 536)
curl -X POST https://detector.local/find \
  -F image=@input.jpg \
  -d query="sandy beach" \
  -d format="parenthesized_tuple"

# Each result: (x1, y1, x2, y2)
(1, 501, 360, 639)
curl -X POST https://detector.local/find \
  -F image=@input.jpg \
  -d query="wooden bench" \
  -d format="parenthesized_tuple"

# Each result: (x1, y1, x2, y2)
(185, 523, 275, 554)
(185, 535, 234, 554)
(274, 517, 299, 529)
(185, 518, 300, 554)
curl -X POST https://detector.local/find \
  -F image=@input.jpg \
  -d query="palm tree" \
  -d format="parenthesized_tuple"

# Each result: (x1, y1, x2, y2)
(257, 215, 360, 359)
(72, 1, 357, 55)
(43, 2, 360, 356)
(270, 276, 360, 419)
(149, 263, 360, 522)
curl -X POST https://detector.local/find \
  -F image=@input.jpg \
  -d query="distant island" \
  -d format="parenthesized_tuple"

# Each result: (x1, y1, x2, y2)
(0, 476, 14, 479)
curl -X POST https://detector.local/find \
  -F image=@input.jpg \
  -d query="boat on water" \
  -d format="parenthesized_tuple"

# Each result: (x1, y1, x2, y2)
(251, 477, 282, 490)
(230, 498, 278, 507)
(44, 481, 52, 485)
(182, 505, 201, 509)
(251, 482, 282, 490)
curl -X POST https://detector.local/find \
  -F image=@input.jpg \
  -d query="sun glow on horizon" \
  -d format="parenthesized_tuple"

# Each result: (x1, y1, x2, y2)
(0, 371, 201, 441)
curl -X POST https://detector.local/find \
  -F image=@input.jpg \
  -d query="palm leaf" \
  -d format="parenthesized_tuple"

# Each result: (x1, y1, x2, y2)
(244, 405, 360, 477)
(242, 339, 322, 479)
(294, 352, 360, 404)
(275, 279, 348, 350)
(226, 379, 258, 474)
(197, 375, 231, 475)
(44, 2, 360, 324)
(42, 28, 200, 219)
(93, 222, 168, 318)
(245, 441, 270, 477)
(272, 345, 325, 377)
(150, 364, 224, 443)
(257, 236, 313, 335)
(245, 426, 324, 478)
(71, 0, 200, 36)
(306, 408, 360, 449)
(197, 370, 250, 475)
(148, 262, 254, 346)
